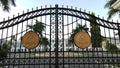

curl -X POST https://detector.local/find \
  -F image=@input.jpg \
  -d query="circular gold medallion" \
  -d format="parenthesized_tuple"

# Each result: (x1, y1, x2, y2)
(74, 32, 91, 49)
(22, 31, 40, 49)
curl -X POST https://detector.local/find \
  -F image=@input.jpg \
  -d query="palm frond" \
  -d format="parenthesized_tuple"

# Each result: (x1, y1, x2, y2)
(107, 8, 119, 20)
(41, 37, 49, 45)
(68, 38, 74, 45)
(27, 21, 45, 35)
(0, 0, 16, 12)
(0, 0, 9, 12)
(104, 0, 117, 8)
(104, 0, 118, 20)
(10, 0, 16, 6)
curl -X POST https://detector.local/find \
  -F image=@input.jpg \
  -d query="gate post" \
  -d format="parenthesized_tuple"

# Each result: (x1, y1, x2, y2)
(55, 4, 59, 68)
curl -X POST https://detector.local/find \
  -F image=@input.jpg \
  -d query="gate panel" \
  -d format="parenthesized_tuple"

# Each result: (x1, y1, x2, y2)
(0, 5, 120, 68)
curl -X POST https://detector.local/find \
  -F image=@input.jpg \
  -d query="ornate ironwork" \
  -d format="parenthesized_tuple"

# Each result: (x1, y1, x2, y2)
(0, 5, 119, 30)
(0, 5, 120, 68)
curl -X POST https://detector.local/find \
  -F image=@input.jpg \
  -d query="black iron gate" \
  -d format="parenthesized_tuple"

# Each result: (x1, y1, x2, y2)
(0, 5, 120, 68)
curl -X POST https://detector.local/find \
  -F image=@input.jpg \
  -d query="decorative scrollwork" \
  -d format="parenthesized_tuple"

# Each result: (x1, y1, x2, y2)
(0, 6, 119, 30)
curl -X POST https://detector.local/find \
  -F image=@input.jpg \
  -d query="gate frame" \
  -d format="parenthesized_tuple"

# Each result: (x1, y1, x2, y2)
(0, 4, 120, 68)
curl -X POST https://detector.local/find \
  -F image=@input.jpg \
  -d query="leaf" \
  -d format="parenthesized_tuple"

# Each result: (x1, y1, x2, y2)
(107, 8, 119, 20)
(104, 0, 117, 8)
(0, 0, 16, 12)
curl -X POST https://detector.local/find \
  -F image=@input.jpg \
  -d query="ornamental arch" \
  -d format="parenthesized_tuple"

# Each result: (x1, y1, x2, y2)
(0, 5, 120, 68)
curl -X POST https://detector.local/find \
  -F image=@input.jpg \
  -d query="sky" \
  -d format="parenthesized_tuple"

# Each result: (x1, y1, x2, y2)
(0, 0, 119, 21)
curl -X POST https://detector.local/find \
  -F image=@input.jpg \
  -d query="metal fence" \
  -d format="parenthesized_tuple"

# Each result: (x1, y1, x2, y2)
(0, 5, 120, 68)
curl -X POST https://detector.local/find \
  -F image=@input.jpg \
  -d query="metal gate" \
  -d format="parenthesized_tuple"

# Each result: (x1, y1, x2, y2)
(0, 5, 120, 68)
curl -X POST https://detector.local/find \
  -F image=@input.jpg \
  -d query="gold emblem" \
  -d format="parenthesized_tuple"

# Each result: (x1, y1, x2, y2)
(22, 31, 40, 49)
(74, 32, 91, 48)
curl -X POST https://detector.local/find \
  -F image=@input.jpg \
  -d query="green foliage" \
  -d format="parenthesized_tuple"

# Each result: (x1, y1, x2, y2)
(44, 46, 48, 51)
(66, 48, 73, 51)
(89, 13, 102, 48)
(27, 20, 49, 50)
(104, 0, 118, 19)
(41, 37, 49, 46)
(0, 0, 16, 12)
(90, 24, 102, 47)
(106, 40, 118, 51)
(107, 8, 119, 20)
(104, 0, 117, 9)
(73, 23, 88, 32)
(0, 43, 9, 60)
(27, 20, 45, 37)
(0, 42, 10, 61)
(1, 43, 11, 51)
(0, 36, 16, 61)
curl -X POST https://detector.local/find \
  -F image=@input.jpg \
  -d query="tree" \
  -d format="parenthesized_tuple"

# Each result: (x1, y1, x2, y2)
(105, 40, 118, 51)
(104, 0, 118, 20)
(0, 36, 16, 61)
(27, 20, 49, 51)
(89, 13, 102, 48)
(68, 23, 89, 45)
(0, 0, 16, 12)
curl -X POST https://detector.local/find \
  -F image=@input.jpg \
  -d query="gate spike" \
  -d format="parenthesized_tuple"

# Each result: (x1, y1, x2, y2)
(116, 19, 118, 23)
(116, 19, 119, 23)
(102, 16, 104, 20)
(112, 19, 113, 22)
(84, 9, 86, 13)
(71, 6, 73, 9)
(36, 7, 38, 10)
(13, 15, 15, 18)
(27, 9, 29, 12)
(23, 11, 24, 14)
(41, 6, 42, 9)
(97, 15, 100, 18)
(32, 8, 34, 11)
(3, 18, 5, 22)
(88, 11, 90, 14)
(79, 8, 81, 11)
(50, 5, 52, 7)
(75, 7, 77, 10)
(8, 16, 10, 20)
(45, 5, 47, 8)
(62, 5, 64, 8)
(18, 13, 19, 16)
(66, 5, 68, 8)
(117, 20, 119, 23)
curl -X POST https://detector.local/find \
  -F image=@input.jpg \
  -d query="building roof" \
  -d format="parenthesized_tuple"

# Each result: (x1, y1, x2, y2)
(111, 0, 120, 10)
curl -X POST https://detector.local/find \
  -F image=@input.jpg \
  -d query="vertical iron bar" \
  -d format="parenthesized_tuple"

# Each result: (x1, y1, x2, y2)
(15, 17, 19, 68)
(66, 6, 70, 67)
(102, 17, 105, 68)
(6, 17, 9, 68)
(62, 7, 64, 68)
(117, 20, 119, 67)
(49, 5, 52, 68)
(0, 19, 4, 67)
(55, 4, 59, 68)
